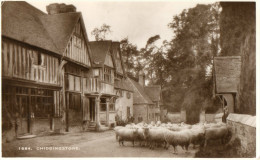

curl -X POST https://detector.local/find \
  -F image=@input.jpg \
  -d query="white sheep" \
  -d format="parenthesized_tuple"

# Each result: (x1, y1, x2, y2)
(164, 129, 191, 154)
(143, 127, 169, 149)
(116, 128, 139, 147)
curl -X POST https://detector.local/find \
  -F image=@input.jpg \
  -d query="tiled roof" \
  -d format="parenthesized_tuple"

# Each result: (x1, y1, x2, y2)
(2, 1, 89, 57)
(2, 1, 59, 54)
(214, 56, 241, 93)
(40, 12, 81, 54)
(88, 41, 112, 67)
(114, 78, 133, 92)
(129, 78, 153, 105)
(144, 85, 161, 102)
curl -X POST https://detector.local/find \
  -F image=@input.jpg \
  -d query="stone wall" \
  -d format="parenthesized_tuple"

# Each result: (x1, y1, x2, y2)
(133, 104, 148, 123)
(166, 111, 186, 123)
(226, 113, 256, 156)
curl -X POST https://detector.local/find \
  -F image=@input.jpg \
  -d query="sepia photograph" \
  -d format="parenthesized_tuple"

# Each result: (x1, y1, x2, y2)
(1, 0, 257, 158)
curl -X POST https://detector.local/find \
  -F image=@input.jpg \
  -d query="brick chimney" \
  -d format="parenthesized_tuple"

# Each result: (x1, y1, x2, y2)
(46, 3, 76, 15)
(138, 70, 145, 87)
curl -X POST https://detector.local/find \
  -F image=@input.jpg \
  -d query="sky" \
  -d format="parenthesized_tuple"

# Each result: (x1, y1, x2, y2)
(29, 0, 216, 49)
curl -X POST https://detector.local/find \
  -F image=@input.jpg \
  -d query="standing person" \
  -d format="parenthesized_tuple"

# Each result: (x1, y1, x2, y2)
(222, 105, 229, 123)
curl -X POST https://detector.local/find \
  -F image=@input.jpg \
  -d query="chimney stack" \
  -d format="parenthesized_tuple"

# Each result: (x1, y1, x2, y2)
(46, 3, 76, 15)
(138, 70, 145, 87)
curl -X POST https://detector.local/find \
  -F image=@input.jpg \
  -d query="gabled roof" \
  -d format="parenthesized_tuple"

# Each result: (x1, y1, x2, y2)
(2, 1, 91, 59)
(114, 78, 133, 92)
(111, 42, 125, 75)
(88, 41, 113, 67)
(129, 78, 153, 105)
(40, 12, 81, 54)
(214, 56, 241, 93)
(144, 85, 161, 102)
(2, 1, 59, 53)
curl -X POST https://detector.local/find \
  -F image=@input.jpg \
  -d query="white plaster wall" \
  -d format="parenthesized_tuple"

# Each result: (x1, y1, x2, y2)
(115, 90, 133, 121)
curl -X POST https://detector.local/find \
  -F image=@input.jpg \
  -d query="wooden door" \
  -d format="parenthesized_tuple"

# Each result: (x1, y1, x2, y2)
(16, 95, 30, 135)
(127, 107, 130, 118)
(89, 98, 95, 122)
(83, 96, 89, 121)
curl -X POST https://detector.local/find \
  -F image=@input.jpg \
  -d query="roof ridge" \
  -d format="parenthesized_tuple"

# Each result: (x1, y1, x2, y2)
(19, 1, 47, 15)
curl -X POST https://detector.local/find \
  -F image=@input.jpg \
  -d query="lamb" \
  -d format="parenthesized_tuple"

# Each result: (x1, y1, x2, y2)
(164, 129, 191, 154)
(116, 128, 139, 147)
(204, 126, 232, 147)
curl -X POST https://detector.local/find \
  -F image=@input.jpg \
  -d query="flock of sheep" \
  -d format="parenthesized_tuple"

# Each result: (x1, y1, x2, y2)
(114, 121, 232, 154)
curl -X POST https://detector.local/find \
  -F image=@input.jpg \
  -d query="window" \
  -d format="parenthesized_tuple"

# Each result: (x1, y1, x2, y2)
(109, 99, 115, 111)
(117, 90, 123, 97)
(66, 74, 81, 92)
(31, 88, 54, 118)
(100, 98, 107, 112)
(104, 67, 113, 83)
(68, 93, 81, 111)
(73, 35, 82, 48)
(126, 92, 131, 99)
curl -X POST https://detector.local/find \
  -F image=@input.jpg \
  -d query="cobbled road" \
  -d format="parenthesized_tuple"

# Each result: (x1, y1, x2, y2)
(2, 130, 198, 157)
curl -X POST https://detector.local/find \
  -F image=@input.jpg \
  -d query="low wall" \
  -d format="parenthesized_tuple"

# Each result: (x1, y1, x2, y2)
(205, 113, 216, 122)
(166, 112, 183, 123)
(226, 113, 256, 156)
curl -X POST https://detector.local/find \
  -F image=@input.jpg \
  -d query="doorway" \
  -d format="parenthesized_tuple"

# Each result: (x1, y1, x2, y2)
(89, 98, 96, 122)
(16, 95, 30, 134)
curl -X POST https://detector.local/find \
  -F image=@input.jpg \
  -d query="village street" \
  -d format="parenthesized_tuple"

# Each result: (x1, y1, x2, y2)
(2, 130, 198, 157)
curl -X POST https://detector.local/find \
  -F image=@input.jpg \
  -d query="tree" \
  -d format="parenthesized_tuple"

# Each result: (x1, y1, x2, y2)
(165, 3, 221, 123)
(120, 37, 140, 76)
(91, 24, 112, 41)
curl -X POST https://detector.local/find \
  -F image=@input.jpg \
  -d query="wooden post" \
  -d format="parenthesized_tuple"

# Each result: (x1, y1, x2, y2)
(58, 60, 67, 132)
(106, 98, 109, 126)
(95, 96, 101, 130)
(28, 88, 32, 134)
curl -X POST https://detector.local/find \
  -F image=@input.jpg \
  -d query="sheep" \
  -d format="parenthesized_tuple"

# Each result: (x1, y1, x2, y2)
(136, 127, 147, 147)
(164, 129, 191, 154)
(143, 127, 169, 149)
(114, 126, 124, 140)
(204, 126, 232, 147)
(116, 128, 139, 147)
(189, 127, 205, 148)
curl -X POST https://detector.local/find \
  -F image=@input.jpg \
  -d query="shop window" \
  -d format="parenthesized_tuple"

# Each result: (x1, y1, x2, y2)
(31, 89, 54, 118)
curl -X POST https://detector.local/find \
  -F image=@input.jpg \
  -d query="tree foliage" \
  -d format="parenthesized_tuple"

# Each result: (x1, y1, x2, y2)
(91, 24, 112, 41)
(164, 3, 221, 123)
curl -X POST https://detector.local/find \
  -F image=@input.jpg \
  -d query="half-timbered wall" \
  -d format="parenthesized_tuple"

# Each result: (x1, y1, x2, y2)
(64, 20, 91, 66)
(115, 50, 123, 74)
(104, 53, 114, 68)
(2, 38, 59, 85)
